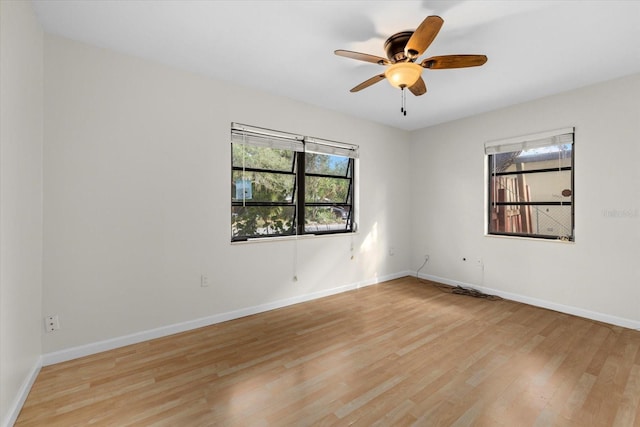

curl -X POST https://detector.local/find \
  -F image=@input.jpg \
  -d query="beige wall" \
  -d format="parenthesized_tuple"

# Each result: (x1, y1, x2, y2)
(410, 73, 640, 326)
(40, 33, 640, 358)
(0, 0, 44, 425)
(42, 34, 412, 354)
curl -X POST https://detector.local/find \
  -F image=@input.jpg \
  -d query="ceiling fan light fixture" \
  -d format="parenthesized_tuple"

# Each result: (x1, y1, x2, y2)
(384, 62, 422, 89)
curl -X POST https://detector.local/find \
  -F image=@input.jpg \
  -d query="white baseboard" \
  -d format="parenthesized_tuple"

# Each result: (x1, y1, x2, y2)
(42, 271, 411, 366)
(418, 272, 640, 330)
(2, 357, 42, 427)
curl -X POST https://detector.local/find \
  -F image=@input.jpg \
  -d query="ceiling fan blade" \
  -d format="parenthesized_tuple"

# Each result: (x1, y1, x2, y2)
(421, 55, 488, 69)
(408, 77, 427, 96)
(350, 74, 386, 92)
(335, 50, 390, 65)
(405, 16, 444, 59)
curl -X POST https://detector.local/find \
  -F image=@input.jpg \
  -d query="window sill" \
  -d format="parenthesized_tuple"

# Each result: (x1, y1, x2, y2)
(231, 231, 358, 245)
(484, 233, 575, 244)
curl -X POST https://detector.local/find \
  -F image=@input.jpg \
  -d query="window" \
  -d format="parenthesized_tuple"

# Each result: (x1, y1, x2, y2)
(485, 128, 574, 241)
(231, 123, 357, 241)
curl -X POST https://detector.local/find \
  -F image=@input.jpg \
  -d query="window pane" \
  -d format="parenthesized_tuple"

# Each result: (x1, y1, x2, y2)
(304, 206, 350, 233)
(489, 204, 572, 239)
(488, 139, 573, 241)
(492, 144, 572, 173)
(489, 171, 572, 204)
(305, 153, 349, 176)
(305, 176, 350, 203)
(232, 206, 296, 238)
(232, 144, 295, 172)
(231, 125, 356, 241)
(232, 171, 295, 203)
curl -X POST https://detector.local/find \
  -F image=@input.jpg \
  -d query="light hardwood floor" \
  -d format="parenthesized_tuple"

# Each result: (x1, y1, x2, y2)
(16, 277, 640, 426)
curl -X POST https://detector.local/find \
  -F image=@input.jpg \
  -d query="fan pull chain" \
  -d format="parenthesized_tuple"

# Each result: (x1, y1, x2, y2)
(400, 87, 407, 116)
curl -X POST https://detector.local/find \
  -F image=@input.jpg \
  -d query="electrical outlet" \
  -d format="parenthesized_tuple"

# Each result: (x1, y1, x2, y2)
(45, 315, 60, 333)
(200, 274, 209, 287)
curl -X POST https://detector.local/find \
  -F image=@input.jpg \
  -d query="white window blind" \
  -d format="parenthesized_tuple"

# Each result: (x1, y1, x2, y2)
(231, 123, 304, 152)
(484, 127, 574, 155)
(304, 137, 359, 159)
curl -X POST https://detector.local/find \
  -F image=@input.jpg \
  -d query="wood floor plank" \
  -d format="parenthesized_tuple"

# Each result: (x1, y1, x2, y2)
(15, 277, 640, 426)
(612, 363, 640, 425)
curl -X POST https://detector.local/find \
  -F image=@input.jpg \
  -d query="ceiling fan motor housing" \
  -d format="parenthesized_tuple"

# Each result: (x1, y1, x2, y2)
(384, 31, 413, 63)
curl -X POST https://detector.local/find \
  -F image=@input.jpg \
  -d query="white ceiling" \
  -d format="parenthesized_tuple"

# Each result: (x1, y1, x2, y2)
(32, 0, 640, 131)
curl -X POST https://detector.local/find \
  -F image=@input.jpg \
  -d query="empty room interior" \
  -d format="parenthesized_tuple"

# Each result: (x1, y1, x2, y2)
(2, 1, 640, 426)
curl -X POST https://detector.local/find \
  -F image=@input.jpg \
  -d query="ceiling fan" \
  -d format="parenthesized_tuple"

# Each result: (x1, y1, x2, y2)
(335, 16, 487, 115)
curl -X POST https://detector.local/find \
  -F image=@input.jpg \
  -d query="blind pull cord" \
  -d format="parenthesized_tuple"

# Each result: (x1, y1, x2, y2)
(242, 133, 246, 207)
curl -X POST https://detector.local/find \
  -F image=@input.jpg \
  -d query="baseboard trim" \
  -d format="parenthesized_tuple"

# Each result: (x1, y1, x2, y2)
(42, 271, 411, 366)
(36, 269, 640, 365)
(2, 357, 42, 427)
(418, 272, 640, 330)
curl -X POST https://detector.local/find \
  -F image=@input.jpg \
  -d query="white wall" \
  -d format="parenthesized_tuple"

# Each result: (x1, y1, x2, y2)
(4, 12, 639, 421)
(0, 0, 44, 425)
(410, 73, 640, 326)
(42, 35, 412, 354)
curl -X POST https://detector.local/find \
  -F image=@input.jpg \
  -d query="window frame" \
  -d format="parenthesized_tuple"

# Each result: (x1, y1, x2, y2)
(231, 123, 357, 242)
(485, 128, 575, 242)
